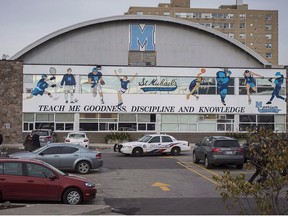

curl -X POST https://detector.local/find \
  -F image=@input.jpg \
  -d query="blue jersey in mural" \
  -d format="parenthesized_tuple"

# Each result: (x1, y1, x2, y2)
(216, 70, 232, 106)
(32, 79, 49, 96)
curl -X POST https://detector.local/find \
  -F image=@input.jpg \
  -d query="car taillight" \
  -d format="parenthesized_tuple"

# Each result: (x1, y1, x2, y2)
(65, 139, 70, 142)
(46, 136, 52, 140)
(84, 139, 89, 142)
(212, 147, 222, 153)
(96, 153, 102, 159)
(237, 148, 244, 153)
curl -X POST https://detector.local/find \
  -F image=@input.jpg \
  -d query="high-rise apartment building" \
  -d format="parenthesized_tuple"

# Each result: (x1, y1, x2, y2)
(126, 0, 278, 65)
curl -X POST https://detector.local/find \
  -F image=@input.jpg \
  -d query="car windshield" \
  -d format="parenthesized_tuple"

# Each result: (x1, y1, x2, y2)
(214, 140, 240, 148)
(138, 135, 153, 142)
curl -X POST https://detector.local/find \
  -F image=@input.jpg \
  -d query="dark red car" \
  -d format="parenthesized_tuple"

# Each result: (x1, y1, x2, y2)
(0, 158, 96, 204)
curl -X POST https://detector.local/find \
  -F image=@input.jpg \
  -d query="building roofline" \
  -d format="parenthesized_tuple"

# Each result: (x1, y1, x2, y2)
(11, 15, 270, 66)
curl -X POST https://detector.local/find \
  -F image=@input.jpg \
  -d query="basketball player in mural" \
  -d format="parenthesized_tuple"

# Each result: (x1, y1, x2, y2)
(88, 67, 105, 104)
(243, 70, 264, 105)
(114, 69, 138, 107)
(60, 68, 77, 103)
(26, 74, 58, 100)
(216, 68, 232, 106)
(186, 68, 206, 100)
(266, 71, 287, 104)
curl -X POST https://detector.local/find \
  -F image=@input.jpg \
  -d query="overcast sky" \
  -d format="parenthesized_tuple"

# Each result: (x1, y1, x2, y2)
(0, 0, 287, 65)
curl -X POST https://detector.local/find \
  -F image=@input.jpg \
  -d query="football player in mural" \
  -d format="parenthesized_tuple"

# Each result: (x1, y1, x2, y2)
(26, 74, 58, 100)
(114, 69, 138, 107)
(88, 67, 105, 104)
(266, 71, 287, 104)
(186, 68, 206, 100)
(243, 70, 264, 105)
(60, 68, 76, 103)
(216, 68, 232, 106)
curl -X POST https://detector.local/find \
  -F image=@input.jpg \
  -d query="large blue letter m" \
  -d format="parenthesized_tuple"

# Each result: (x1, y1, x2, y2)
(129, 24, 155, 51)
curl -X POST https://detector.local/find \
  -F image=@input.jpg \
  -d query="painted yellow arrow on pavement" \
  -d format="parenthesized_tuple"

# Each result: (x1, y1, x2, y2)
(152, 182, 171, 191)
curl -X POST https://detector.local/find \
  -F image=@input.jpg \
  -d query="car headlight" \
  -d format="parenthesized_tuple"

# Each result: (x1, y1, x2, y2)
(85, 182, 95, 188)
(122, 145, 132, 149)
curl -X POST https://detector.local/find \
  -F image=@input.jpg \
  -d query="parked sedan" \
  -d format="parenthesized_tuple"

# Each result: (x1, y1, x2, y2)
(193, 136, 244, 169)
(9, 143, 103, 174)
(114, 134, 190, 156)
(0, 158, 96, 204)
(65, 132, 89, 148)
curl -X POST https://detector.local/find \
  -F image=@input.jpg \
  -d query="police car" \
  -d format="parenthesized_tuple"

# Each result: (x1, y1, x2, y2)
(114, 134, 190, 156)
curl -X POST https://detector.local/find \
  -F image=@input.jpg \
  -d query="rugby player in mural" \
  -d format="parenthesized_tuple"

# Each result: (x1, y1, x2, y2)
(243, 70, 264, 105)
(186, 68, 206, 100)
(26, 74, 58, 100)
(216, 68, 232, 106)
(266, 71, 287, 104)
(60, 68, 77, 103)
(114, 69, 137, 107)
(88, 67, 105, 104)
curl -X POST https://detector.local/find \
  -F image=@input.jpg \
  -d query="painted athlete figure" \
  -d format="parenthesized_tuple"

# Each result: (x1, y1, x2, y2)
(26, 74, 57, 100)
(216, 68, 232, 106)
(266, 71, 287, 104)
(88, 67, 105, 104)
(186, 68, 206, 100)
(243, 70, 264, 105)
(60, 68, 76, 103)
(114, 69, 137, 107)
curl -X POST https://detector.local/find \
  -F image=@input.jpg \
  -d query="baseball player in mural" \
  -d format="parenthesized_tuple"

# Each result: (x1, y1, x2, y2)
(266, 71, 287, 104)
(26, 74, 58, 100)
(60, 68, 77, 103)
(243, 70, 264, 105)
(216, 68, 232, 106)
(114, 69, 138, 107)
(186, 68, 206, 100)
(88, 67, 105, 104)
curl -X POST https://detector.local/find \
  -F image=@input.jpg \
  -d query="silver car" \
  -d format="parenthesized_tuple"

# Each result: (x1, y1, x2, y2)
(9, 143, 103, 174)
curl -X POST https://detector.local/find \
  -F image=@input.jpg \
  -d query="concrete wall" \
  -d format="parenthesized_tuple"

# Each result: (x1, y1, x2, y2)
(0, 60, 23, 144)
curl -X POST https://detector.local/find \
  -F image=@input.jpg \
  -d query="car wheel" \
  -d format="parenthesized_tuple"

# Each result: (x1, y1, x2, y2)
(236, 164, 243, 169)
(192, 151, 200, 164)
(63, 188, 82, 205)
(132, 147, 143, 157)
(204, 156, 212, 169)
(76, 161, 90, 174)
(171, 147, 181, 156)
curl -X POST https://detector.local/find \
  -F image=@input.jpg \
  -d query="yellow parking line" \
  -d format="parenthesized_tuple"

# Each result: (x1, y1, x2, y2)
(177, 162, 217, 185)
(191, 163, 221, 177)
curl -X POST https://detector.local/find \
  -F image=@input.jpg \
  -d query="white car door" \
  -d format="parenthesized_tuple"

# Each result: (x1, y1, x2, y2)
(146, 136, 161, 154)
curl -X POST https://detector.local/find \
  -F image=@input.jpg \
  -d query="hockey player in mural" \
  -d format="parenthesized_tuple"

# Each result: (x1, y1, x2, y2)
(266, 71, 287, 104)
(26, 74, 58, 100)
(114, 69, 138, 107)
(216, 68, 232, 106)
(243, 70, 264, 105)
(88, 67, 105, 104)
(60, 68, 77, 103)
(186, 68, 206, 101)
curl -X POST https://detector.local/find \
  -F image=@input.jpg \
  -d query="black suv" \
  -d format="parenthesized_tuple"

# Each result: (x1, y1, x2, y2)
(193, 136, 244, 169)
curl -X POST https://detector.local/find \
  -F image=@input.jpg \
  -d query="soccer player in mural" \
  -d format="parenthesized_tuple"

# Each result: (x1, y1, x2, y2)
(266, 71, 287, 104)
(243, 70, 264, 105)
(26, 74, 58, 100)
(186, 68, 206, 100)
(88, 67, 105, 104)
(114, 69, 138, 107)
(60, 68, 77, 103)
(216, 68, 232, 106)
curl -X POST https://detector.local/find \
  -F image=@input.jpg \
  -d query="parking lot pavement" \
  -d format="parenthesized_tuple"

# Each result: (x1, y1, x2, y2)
(0, 203, 112, 215)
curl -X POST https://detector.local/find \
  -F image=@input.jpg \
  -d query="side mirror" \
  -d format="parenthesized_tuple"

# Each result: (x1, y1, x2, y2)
(49, 174, 57, 180)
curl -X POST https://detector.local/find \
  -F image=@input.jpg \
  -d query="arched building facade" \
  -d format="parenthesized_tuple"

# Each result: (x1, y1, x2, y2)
(2, 15, 286, 143)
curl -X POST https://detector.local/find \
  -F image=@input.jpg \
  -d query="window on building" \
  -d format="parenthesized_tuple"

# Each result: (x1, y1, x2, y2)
(193, 13, 201, 18)
(266, 14, 272, 20)
(239, 23, 246, 29)
(266, 53, 272, 58)
(239, 77, 274, 95)
(266, 43, 272, 49)
(136, 12, 143, 15)
(239, 115, 280, 132)
(163, 12, 170, 16)
(265, 24, 272, 30)
(217, 115, 234, 132)
(239, 33, 246, 39)
(239, 14, 246, 19)
(201, 13, 212, 18)
(228, 33, 235, 38)
(266, 34, 272, 39)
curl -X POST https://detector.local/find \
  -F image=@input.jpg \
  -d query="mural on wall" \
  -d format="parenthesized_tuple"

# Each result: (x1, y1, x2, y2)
(22, 66, 287, 115)
(243, 70, 264, 105)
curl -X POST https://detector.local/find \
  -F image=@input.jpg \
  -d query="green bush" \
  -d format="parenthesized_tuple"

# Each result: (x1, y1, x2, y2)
(104, 132, 131, 143)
